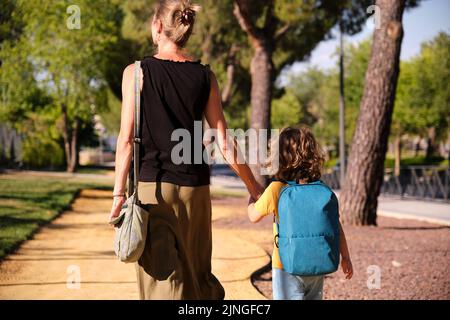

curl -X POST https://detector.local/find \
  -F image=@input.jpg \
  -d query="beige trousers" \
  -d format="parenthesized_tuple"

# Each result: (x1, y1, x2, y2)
(134, 182, 225, 300)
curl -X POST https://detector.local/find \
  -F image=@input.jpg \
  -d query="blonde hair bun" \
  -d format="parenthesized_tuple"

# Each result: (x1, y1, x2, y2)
(155, 0, 201, 48)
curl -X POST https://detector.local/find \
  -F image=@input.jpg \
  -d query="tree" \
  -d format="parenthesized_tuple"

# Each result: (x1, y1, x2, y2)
(337, 0, 378, 183)
(392, 32, 449, 170)
(285, 41, 371, 157)
(392, 60, 417, 174)
(342, 40, 373, 143)
(0, 30, 56, 168)
(232, 0, 382, 185)
(189, 0, 251, 129)
(104, 0, 155, 101)
(11, 0, 121, 172)
(93, 0, 154, 135)
(287, 67, 326, 127)
(411, 32, 449, 158)
(271, 89, 302, 129)
(340, 0, 408, 226)
(230, 0, 424, 186)
(0, 0, 24, 46)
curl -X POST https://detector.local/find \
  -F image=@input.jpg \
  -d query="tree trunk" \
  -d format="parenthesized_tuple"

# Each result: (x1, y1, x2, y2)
(414, 135, 421, 157)
(61, 104, 79, 173)
(201, 31, 213, 64)
(221, 44, 239, 108)
(425, 126, 437, 159)
(200, 28, 237, 108)
(233, 0, 276, 187)
(249, 45, 274, 186)
(340, 0, 406, 226)
(61, 104, 72, 171)
(394, 132, 402, 176)
(67, 119, 79, 173)
(8, 136, 15, 167)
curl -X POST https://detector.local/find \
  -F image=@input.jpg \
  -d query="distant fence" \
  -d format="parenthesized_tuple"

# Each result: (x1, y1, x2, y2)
(322, 166, 450, 202)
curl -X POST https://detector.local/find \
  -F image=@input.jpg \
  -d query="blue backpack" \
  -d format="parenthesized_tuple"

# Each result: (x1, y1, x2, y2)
(276, 180, 340, 276)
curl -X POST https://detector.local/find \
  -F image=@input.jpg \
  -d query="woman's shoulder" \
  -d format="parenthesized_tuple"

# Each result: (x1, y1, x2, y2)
(121, 62, 143, 90)
(123, 61, 143, 75)
(123, 63, 135, 76)
(121, 64, 136, 85)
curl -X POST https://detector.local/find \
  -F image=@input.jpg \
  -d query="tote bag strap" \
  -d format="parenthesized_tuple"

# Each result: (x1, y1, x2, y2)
(128, 61, 142, 202)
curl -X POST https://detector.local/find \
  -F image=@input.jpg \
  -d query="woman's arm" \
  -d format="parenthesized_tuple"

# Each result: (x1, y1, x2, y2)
(109, 64, 140, 221)
(204, 71, 264, 200)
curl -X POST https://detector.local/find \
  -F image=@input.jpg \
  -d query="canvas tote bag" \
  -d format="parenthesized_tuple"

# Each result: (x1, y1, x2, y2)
(109, 61, 149, 263)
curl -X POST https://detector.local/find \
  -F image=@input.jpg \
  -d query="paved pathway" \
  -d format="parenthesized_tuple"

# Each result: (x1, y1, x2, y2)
(0, 189, 267, 299)
(377, 196, 450, 226)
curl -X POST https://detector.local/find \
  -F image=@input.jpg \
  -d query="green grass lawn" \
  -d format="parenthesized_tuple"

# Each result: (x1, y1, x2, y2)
(384, 156, 448, 168)
(0, 175, 112, 260)
(76, 166, 113, 175)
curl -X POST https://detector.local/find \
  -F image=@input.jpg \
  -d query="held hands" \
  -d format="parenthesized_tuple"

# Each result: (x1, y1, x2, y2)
(249, 182, 264, 201)
(109, 196, 126, 224)
(341, 257, 353, 279)
(246, 181, 265, 223)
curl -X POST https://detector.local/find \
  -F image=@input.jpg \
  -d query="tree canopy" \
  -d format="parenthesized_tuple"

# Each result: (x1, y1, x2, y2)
(0, 0, 122, 170)
(272, 31, 449, 162)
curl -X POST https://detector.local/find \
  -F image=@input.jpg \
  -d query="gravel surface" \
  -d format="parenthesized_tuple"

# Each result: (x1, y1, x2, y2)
(212, 196, 450, 300)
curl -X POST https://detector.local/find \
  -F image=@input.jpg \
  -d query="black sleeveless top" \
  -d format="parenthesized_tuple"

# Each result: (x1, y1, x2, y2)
(138, 56, 211, 186)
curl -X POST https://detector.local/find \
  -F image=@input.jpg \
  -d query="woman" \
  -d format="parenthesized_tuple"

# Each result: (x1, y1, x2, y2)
(109, 0, 263, 300)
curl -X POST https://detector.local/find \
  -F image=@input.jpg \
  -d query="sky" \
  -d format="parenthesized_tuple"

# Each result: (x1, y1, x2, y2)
(282, 0, 450, 81)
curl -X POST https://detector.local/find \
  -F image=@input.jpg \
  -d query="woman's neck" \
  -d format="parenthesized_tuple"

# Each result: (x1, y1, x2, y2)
(155, 41, 191, 62)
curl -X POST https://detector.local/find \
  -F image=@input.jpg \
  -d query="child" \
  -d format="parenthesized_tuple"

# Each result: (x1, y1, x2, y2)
(248, 127, 353, 300)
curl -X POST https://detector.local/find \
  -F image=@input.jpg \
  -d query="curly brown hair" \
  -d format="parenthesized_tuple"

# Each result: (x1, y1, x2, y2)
(275, 127, 325, 183)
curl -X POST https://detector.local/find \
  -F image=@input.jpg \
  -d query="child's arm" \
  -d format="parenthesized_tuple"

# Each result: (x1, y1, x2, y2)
(339, 222, 353, 279)
(247, 197, 267, 223)
(247, 182, 280, 223)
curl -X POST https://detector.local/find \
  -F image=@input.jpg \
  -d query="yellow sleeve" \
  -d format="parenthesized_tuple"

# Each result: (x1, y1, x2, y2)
(254, 181, 285, 217)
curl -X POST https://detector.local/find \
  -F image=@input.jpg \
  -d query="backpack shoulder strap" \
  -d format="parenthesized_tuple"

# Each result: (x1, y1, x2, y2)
(274, 181, 290, 225)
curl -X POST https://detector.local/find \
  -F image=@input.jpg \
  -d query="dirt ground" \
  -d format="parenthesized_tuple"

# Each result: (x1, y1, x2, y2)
(213, 196, 450, 300)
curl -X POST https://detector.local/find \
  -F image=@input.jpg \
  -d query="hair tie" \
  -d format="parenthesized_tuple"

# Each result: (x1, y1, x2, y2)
(180, 8, 194, 26)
